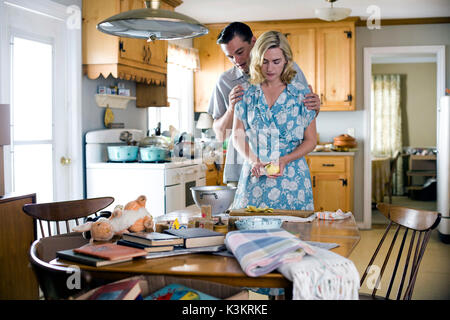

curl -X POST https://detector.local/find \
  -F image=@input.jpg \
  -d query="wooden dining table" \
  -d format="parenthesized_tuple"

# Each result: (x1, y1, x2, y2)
(52, 209, 361, 297)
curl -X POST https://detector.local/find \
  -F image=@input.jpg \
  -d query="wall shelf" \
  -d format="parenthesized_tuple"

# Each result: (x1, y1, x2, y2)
(95, 94, 136, 109)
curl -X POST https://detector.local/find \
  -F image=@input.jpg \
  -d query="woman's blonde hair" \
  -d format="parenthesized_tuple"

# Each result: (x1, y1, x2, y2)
(249, 31, 296, 85)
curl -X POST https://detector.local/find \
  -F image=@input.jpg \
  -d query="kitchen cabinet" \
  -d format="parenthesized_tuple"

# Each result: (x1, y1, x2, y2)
(305, 155, 354, 212)
(193, 19, 356, 112)
(205, 160, 226, 186)
(0, 193, 38, 299)
(82, 0, 182, 107)
(193, 28, 233, 112)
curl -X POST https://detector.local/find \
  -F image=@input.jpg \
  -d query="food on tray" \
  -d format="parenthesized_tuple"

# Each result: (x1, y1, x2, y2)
(245, 205, 274, 213)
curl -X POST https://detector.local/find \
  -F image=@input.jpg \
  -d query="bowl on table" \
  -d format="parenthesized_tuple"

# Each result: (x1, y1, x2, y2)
(234, 217, 282, 230)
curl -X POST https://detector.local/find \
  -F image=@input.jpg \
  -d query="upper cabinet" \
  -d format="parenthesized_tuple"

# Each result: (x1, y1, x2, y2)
(193, 19, 356, 112)
(82, 0, 182, 107)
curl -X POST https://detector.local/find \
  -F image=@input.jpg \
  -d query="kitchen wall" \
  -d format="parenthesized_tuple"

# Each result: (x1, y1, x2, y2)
(319, 23, 450, 223)
(372, 62, 437, 148)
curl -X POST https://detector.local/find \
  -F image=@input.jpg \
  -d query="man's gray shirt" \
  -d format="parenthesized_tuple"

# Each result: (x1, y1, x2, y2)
(208, 63, 308, 183)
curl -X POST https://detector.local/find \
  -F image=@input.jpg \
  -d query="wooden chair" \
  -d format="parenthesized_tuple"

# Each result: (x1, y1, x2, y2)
(360, 203, 441, 300)
(23, 197, 114, 299)
(23, 197, 114, 237)
(386, 151, 401, 204)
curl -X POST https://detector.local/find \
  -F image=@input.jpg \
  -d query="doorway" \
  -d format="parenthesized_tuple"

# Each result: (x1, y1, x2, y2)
(0, 0, 82, 202)
(362, 45, 445, 229)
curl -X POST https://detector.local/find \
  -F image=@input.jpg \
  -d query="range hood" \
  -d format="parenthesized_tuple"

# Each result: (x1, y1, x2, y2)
(97, 0, 208, 41)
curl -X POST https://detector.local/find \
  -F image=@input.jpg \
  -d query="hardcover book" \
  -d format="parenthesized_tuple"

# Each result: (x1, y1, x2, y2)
(164, 228, 225, 248)
(116, 239, 174, 253)
(122, 231, 183, 247)
(73, 242, 147, 261)
(56, 249, 133, 267)
(144, 283, 218, 300)
(86, 278, 142, 300)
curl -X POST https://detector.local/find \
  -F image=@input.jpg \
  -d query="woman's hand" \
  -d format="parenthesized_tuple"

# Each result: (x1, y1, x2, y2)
(266, 157, 289, 179)
(250, 160, 268, 178)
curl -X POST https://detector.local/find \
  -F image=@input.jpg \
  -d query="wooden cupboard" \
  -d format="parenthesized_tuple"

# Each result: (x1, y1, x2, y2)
(205, 160, 226, 186)
(193, 19, 356, 112)
(0, 193, 38, 299)
(82, 0, 182, 107)
(305, 155, 354, 212)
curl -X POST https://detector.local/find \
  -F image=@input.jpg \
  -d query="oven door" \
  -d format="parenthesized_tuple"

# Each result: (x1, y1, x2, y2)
(165, 183, 184, 213)
(181, 165, 202, 208)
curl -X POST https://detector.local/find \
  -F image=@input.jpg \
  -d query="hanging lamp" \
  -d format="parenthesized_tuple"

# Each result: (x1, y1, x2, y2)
(315, 0, 352, 22)
(97, 0, 208, 41)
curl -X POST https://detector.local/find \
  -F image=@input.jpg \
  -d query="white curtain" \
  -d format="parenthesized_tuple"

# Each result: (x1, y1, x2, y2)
(371, 74, 404, 195)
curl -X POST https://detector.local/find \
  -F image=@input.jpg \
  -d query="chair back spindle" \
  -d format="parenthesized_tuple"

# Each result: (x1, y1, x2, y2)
(360, 203, 441, 300)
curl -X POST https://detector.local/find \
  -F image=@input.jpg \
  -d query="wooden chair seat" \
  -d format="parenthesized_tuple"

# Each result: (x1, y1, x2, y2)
(360, 203, 441, 300)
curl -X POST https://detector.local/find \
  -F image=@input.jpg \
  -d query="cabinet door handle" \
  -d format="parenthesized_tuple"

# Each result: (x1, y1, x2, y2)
(119, 40, 126, 52)
(322, 163, 335, 167)
(339, 178, 348, 186)
(313, 176, 316, 188)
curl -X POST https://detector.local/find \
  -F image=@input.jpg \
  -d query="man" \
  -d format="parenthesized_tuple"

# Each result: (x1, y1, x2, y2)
(208, 22, 321, 187)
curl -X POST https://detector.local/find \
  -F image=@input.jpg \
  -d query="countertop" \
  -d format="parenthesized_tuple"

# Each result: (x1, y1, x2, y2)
(308, 151, 356, 156)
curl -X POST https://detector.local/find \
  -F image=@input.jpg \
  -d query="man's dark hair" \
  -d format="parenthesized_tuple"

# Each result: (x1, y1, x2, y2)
(217, 22, 253, 45)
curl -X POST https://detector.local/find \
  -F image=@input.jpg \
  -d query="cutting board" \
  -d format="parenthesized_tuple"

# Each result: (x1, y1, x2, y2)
(228, 208, 315, 218)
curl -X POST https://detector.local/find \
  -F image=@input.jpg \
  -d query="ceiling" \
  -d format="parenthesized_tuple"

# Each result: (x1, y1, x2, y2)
(176, 0, 450, 24)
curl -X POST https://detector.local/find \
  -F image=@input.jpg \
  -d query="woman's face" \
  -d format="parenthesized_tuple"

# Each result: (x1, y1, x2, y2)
(261, 47, 286, 82)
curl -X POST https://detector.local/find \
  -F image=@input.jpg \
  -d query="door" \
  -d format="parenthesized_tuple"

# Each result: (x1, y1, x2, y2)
(165, 184, 184, 213)
(119, 0, 167, 73)
(316, 27, 355, 111)
(312, 173, 349, 212)
(284, 27, 316, 89)
(0, 1, 82, 203)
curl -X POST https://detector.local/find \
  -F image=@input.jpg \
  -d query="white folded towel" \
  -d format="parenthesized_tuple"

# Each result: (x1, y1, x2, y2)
(316, 209, 352, 220)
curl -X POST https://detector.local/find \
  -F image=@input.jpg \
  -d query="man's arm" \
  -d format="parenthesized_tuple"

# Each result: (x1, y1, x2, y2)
(291, 62, 321, 114)
(212, 84, 245, 142)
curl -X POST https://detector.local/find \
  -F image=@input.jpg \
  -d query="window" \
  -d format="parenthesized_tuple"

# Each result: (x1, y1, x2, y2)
(148, 44, 199, 136)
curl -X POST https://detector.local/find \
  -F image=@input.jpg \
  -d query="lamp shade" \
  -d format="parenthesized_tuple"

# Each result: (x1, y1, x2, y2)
(97, 0, 208, 41)
(196, 113, 213, 129)
(315, 7, 352, 21)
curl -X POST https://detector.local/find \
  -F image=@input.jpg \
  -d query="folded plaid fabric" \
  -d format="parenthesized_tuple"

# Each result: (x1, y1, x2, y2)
(225, 228, 315, 277)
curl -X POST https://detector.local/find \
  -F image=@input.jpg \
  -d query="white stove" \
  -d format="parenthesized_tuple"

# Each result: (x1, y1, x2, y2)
(85, 129, 205, 217)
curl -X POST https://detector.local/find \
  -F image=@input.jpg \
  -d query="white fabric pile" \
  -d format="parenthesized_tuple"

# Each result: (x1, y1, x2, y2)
(278, 244, 360, 300)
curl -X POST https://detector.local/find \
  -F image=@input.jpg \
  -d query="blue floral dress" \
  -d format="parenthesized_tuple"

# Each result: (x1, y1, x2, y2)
(232, 81, 316, 211)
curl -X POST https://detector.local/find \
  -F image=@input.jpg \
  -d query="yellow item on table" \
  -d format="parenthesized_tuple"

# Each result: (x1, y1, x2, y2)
(245, 205, 274, 213)
(265, 164, 280, 175)
(171, 218, 181, 229)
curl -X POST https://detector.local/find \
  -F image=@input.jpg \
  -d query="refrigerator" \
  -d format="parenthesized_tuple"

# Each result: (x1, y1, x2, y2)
(437, 95, 450, 243)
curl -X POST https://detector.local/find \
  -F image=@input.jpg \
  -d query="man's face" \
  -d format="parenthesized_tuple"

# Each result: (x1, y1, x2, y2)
(221, 35, 256, 74)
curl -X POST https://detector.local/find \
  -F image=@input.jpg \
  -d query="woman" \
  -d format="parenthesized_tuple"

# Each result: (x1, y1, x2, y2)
(232, 31, 317, 211)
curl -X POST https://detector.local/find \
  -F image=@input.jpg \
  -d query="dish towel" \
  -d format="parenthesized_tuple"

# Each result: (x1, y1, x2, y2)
(231, 214, 317, 223)
(278, 246, 360, 300)
(225, 228, 315, 277)
(316, 209, 352, 220)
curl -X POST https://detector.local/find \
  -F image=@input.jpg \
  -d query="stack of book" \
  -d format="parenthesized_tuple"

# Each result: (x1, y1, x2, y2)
(119, 232, 184, 252)
(56, 242, 148, 267)
(57, 228, 227, 266)
(119, 228, 226, 259)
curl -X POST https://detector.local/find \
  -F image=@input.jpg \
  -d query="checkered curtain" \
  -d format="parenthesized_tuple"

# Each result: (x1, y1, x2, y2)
(371, 74, 404, 195)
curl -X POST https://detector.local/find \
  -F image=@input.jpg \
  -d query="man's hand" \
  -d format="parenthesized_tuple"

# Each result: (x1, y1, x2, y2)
(228, 84, 245, 112)
(303, 85, 321, 115)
